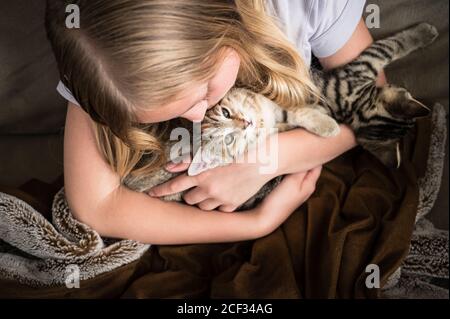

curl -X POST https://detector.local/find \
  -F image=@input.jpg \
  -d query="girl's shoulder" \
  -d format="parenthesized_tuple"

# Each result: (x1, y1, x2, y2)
(265, 0, 366, 66)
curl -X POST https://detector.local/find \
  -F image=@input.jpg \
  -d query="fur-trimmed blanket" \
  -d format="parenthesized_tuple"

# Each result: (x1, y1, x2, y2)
(0, 104, 447, 298)
(0, 188, 149, 286)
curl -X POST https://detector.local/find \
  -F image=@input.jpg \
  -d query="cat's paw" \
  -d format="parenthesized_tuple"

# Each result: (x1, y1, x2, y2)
(314, 119, 341, 137)
(413, 23, 439, 47)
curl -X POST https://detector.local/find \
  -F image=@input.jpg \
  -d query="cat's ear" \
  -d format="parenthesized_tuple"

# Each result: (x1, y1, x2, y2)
(385, 95, 431, 119)
(188, 149, 221, 176)
(361, 140, 402, 169)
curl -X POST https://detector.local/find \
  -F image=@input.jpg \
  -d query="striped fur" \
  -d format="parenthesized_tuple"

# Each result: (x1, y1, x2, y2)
(312, 23, 438, 167)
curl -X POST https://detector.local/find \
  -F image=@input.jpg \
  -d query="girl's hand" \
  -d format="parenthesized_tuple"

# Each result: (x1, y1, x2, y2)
(150, 134, 286, 212)
(150, 125, 354, 213)
(150, 155, 278, 212)
(254, 166, 322, 235)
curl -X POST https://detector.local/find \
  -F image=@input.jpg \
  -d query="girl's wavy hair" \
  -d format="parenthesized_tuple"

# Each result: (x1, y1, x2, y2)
(45, 0, 323, 181)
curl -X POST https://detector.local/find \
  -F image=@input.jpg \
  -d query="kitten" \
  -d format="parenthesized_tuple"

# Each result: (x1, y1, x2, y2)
(124, 23, 438, 208)
(312, 22, 437, 168)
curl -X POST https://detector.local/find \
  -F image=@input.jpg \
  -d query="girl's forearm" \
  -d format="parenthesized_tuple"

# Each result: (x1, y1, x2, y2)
(276, 124, 357, 175)
(86, 185, 263, 245)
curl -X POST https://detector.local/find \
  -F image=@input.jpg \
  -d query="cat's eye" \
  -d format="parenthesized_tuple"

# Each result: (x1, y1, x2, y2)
(222, 107, 231, 119)
(224, 133, 234, 145)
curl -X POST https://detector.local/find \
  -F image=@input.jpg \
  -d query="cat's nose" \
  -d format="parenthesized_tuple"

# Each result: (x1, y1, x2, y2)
(242, 119, 252, 129)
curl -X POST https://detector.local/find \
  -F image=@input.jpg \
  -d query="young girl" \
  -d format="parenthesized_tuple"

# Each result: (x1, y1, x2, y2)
(45, 0, 385, 245)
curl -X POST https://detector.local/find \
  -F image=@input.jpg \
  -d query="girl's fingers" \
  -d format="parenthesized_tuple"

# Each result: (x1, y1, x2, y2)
(183, 187, 208, 205)
(166, 154, 192, 173)
(303, 165, 322, 186)
(297, 165, 322, 198)
(261, 172, 308, 212)
(148, 174, 197, 197)
(197, 199, 222, 211)
(218, 204, 239, 213)
(166, 161, 191, 173)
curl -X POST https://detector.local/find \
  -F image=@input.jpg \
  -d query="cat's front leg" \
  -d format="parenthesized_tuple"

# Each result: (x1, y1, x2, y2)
(391, 23, 439, 55)
(287, 107, 340, 137)
(354, 23, 438, 76)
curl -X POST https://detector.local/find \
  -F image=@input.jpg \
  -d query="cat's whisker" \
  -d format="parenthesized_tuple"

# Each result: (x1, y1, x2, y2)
(410, 97, 430, 111)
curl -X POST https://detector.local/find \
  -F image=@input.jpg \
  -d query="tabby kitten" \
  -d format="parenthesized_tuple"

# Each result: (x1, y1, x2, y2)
(312, 22, 437, 167)
(124, 23, 438, 207)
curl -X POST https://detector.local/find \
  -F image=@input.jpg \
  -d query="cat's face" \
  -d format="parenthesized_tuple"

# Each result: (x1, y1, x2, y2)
(358, 84, 430, 168)
(377, 85, 430, 119)
(188, 88, 264, 175)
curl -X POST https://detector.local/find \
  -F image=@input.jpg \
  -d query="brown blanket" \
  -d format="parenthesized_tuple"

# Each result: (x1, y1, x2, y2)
(0, 116, 430, 298)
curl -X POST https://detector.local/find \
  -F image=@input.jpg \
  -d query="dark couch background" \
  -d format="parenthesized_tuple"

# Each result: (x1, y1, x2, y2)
(0, 0, 448, 229)
(0, 1, 65, 188)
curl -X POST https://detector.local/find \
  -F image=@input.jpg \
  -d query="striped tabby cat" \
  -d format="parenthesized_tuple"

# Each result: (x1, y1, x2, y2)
(124, 23, 438, 207)
(311, 22, 437, 168)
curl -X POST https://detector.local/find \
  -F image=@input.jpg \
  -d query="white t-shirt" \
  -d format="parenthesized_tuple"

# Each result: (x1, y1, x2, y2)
(57, 0, 366, 106)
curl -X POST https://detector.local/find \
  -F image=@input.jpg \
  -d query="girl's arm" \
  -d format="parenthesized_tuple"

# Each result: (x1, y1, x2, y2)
(319, 18, 387, 85)
(95, 167, 320, 244)
(278, 18, 387, 175)
(64, 102, 317, 244)
(275, 125, 356, 175)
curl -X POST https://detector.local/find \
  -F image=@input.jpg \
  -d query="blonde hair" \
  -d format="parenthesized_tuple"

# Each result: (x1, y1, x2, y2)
(45, 0, 322, 181)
